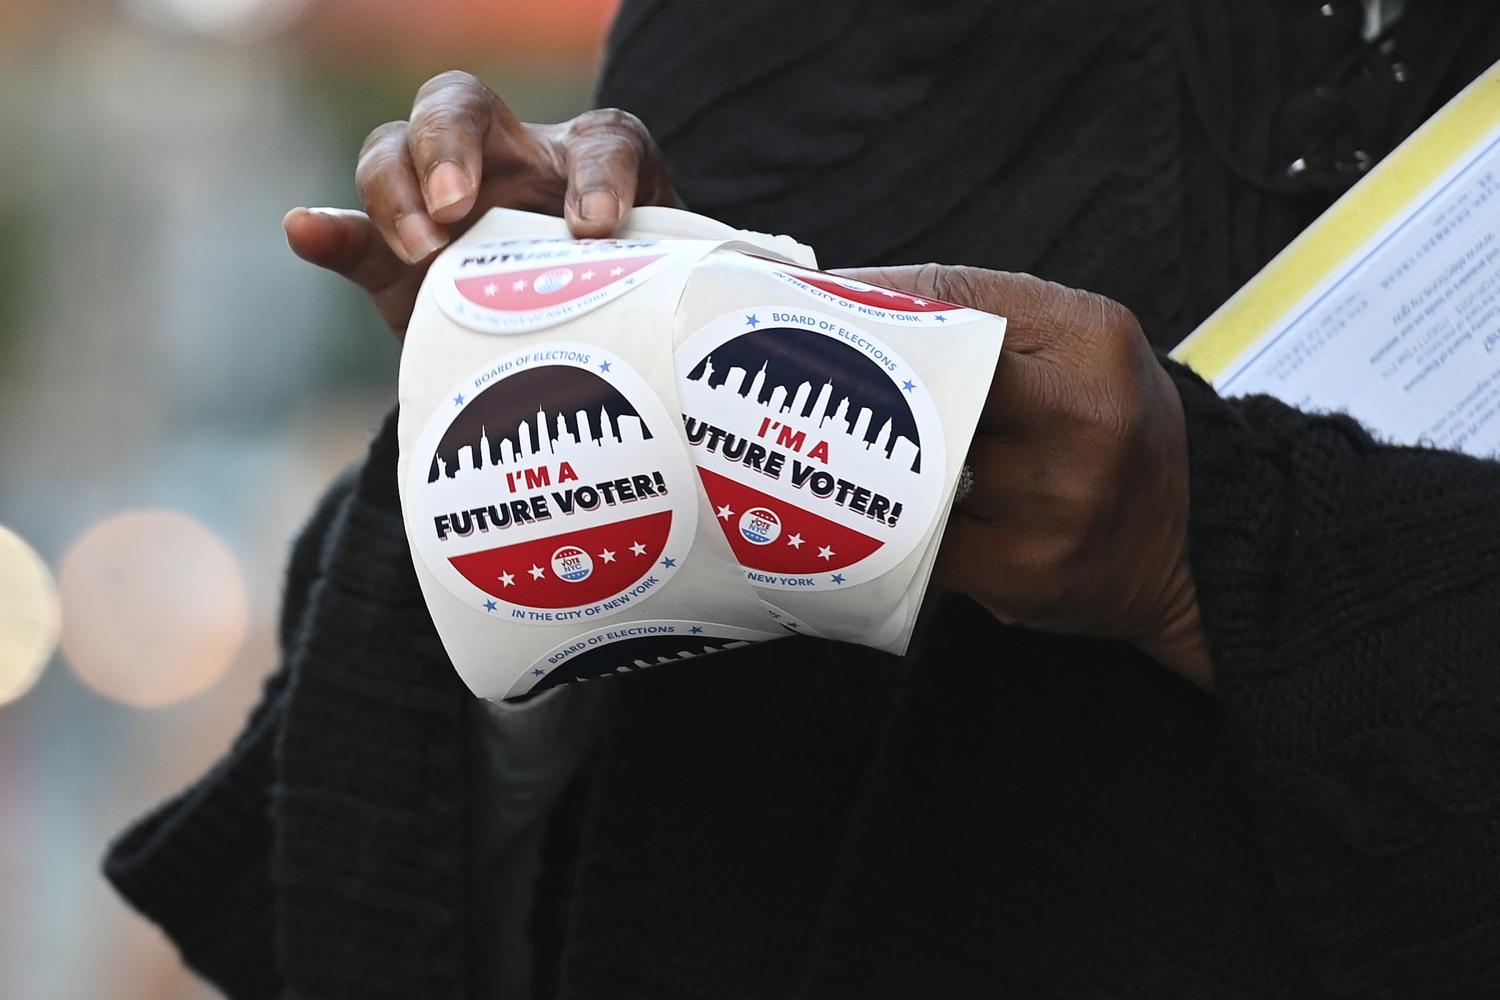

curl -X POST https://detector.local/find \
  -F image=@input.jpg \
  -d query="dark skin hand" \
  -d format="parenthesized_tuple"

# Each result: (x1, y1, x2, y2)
(283, 70, 680, 337)
(286, 71, 1214, 689)
(839, 266, 1213, 689)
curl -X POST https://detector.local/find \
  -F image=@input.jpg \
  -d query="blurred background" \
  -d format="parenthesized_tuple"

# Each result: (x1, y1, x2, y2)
(0, 0, 616, 995)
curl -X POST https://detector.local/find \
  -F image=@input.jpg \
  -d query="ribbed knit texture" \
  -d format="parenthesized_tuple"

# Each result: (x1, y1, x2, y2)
(105, 2, 1500, 998)
(1174, 366, 1500, 996)
(109, 419, 476, 1000)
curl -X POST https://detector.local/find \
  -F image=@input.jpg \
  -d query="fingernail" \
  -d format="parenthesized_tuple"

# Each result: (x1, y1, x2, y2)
(282, 206, 307, 227)
(397, 213, 448, 263)
(580, 190, 619, 222)
(426, 161, 470, 213)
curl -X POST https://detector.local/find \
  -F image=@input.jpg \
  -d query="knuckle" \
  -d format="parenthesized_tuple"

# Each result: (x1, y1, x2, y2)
(355, 122, 410, 193)
(411, 70, 500, 145)
(574, 106, 642, 134)
(918, 262, 967, 305)
(1101, 296, 1142, 338)
(1074, 290, 1141, 357)
(416, 69, 482, 100)
(407, 114, 467, 161)
(567, 108, 651, 159)
(357, 121, 407, 163)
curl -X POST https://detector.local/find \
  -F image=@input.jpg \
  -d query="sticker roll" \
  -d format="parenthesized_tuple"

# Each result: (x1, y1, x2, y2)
(398, 207, 1004, 699)
(398, 208, 810, 700)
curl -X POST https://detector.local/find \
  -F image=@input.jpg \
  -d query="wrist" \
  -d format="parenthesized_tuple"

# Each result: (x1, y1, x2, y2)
(1137, 563, 1214, 689)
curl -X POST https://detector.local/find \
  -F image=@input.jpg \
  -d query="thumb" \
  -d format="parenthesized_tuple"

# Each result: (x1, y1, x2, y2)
(283, 207, 409, 295)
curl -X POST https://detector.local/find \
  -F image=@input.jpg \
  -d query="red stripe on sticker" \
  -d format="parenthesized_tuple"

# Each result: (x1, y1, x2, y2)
(453, 254, 665, 312)
(448, 509, 671, 607)
(787, 272, 962, 313)
(698, 468, 882, 574)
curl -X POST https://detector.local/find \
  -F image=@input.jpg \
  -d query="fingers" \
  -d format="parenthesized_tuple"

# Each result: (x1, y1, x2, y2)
(832, 263, 1116, 433)
(930, 511, 1022, 602)
(360, 70, 677, 260)
(930, 509, 1069, 628)
(406, 70, 521, 224)
(831, 264, 1068, 355)
(361, 71, 536, 263)
(356, 121, 450, 265)
(832, 265, 1051, 431)
(557, 108, 668, 238)
(284, 206, 428, 341)
(952, 436, 1021, 524)
(283, 207, 407, 293)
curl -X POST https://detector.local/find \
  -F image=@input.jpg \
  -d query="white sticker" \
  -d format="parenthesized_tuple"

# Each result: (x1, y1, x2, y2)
(676, 306, 946, 591)
(740, 256, 990, 328)
(405, 343, 697, 624)
(431, 237, 682, 334)
(508, 619, 780, 699)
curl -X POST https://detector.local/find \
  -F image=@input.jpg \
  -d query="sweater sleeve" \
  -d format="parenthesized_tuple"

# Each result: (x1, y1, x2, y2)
(1168, 360, 1500, 997)
(101, 465, 357, 1000)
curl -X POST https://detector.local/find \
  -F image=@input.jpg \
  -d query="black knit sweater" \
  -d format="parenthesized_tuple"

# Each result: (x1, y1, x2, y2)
(107, 2, 1500, 997)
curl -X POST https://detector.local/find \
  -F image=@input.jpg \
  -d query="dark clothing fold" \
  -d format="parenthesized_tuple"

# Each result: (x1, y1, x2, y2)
(107, 2, 1500, 997)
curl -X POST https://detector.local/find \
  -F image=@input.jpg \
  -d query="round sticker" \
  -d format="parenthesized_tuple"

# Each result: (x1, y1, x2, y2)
(677, 306, 945, 591)
(738, 507, 781, 545)
(430, 237, 680, 334)
(740, 256, 988, 328)
(508, 619, 781, 699)
(550, 545, 594, 582)
(406, 343, 696, 623)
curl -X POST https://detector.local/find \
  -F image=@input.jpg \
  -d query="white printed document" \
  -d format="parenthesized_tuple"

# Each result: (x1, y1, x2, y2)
(1173, 60, 1500, 457)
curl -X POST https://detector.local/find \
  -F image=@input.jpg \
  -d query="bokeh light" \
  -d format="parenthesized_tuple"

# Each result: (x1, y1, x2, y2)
(0, 525, 61, 707)
(0, 1, 606, 992)
(58, 509, 248, 708)
(122, 0, 311, 43)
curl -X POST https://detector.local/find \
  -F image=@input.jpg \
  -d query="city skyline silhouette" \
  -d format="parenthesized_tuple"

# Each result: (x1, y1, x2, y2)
(430, 365, 652, 483)
(683, 326, 923, 472)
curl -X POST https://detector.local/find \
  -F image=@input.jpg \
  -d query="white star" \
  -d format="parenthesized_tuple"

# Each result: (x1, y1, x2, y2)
(786, 533, 804, 548)
(499, 571, 515, 587)
(600, 548, 616, 563)
(528, 564, 546, 580)
(483, 282, 498, 297)
(580, 269, 595, 281)
(512, 278, 528, 291)
(629, 541, 647, 556)
(912, 298, 927, 306)
(716, 504, 734, 521)
(817, 545, 835, 561)
(879, 287, 900, 297)
(610, 266, 625, 276)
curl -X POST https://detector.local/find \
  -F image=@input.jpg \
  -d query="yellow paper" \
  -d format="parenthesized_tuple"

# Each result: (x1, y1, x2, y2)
(1172, 60, 1500, 457)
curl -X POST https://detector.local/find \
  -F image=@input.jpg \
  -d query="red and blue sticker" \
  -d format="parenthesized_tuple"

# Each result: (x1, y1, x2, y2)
(432, 237, 679, 334)
(676, 306, 945, 591)
(407, 343, 697, 622)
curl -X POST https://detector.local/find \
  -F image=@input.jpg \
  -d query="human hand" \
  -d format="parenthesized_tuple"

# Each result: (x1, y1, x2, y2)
(838, 265, 1213, 688)
(282, 70, 681, 339)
